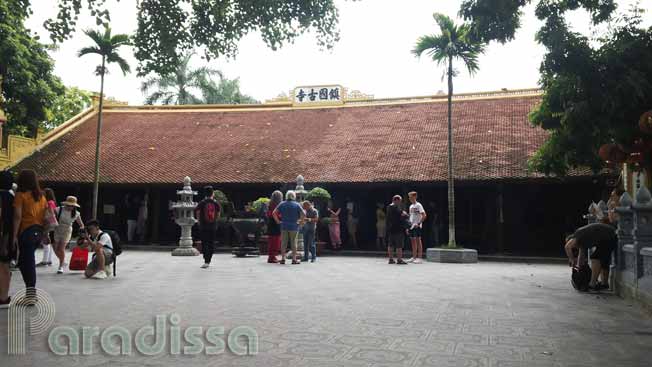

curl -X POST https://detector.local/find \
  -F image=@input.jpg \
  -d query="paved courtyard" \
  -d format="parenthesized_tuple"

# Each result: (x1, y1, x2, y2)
(1, 251, 651, 367)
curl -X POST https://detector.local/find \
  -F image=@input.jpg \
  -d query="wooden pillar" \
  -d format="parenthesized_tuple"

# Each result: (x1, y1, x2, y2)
(151, 187, 161, 243)
(496, 184, 504, 253)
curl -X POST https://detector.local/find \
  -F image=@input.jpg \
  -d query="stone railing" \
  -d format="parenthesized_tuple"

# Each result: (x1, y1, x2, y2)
(615, 187, 652, 311)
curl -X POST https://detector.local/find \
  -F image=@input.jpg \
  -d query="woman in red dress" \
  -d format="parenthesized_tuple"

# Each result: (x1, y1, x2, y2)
(266, 190, 283, 263)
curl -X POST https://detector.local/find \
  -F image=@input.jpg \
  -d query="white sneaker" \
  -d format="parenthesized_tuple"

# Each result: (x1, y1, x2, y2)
(407, 258, 416, 263)
(200, 263, 210, 269)
(413, 258, 423, 264)
(104, 266, 111, 277)
(56, 267, 64, 274)
(93, 271, 107, 279)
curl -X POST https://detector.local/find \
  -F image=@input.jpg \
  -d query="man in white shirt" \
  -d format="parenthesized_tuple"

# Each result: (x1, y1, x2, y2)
(407, 192, 426, 263)
(80, 220, 113, 279)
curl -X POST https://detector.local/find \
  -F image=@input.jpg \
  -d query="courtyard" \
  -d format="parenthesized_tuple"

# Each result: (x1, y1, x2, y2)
(1, 251, 650, 367)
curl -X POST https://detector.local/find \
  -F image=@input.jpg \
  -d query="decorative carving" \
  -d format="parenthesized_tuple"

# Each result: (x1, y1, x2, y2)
(171, 177, 199, 256)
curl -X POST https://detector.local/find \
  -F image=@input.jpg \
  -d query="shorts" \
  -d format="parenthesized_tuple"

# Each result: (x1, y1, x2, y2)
(86, 248, 114, 273)
(388, 232, 404, 249)
(53, 225, 73, 244)
(408, 227, 422, 238)
(590, 240, 616, 268)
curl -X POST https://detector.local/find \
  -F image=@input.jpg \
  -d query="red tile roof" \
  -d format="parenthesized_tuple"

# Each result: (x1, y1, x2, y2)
(16, 94, 589, 185)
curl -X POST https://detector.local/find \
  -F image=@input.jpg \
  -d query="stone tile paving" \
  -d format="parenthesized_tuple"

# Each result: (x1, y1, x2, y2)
(0, 251, 651, 367)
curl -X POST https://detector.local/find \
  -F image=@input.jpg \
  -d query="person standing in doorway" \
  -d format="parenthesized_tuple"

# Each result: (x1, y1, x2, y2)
(194, 186, 221, 269)
(273, 191, 305, 264)
(386, 195, 408, 265)
(302, 201, 319, 262)
(327, 201, 342, 250)
(266, 190, 283, 263)
(125, 194, 140, 243)
(407, 191, 426, 264)
(137, 193, 148, 242)
(13, 169, 47, 301)
(375, 203, 386, 250)
(346, 202, 358, 249)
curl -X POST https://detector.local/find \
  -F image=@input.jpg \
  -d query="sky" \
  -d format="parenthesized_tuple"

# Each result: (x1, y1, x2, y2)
(26, 0, 652, 105)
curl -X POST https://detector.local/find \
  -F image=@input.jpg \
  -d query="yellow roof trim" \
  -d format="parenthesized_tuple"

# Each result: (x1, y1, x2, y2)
(102, 88, 542, 114)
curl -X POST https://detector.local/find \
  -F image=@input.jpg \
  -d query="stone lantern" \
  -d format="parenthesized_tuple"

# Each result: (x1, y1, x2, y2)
(295, 175, 309, 253)
(171, 176, 200, 256)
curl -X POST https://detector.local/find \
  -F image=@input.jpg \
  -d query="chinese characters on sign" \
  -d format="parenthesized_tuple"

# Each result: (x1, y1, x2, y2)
(293, 85, 343, 105)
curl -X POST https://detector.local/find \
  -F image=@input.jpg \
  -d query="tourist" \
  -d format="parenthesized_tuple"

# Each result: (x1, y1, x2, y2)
(327, 201, 342, 250)
(272, 190, 305, 265)
(564, 221, 617, 291)
(137, 193, 148, 242)
(302, 201, 319, 262)
(375, 203, 386, 250)
(386, 195, 408, 265)
(407, 192, 426, 263)
(53, 196, 85, 274)
(125, 194, 140, 243)
(79, 220, 113, 279)
(194, 186, 221, 269)
(346, 203, 358, 249)
(266, 190, 283, 263)
(0, 171, 15, 308)
(13, 169, 48, 299)
(37, 188, 57, 267)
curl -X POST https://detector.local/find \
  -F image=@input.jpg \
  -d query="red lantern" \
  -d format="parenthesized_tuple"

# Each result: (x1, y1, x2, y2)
(598, 143, 627, 164)
(639, 110, 652, 134)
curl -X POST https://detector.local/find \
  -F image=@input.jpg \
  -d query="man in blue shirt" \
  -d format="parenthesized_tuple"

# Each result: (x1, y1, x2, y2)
(272, 191, 305, 264)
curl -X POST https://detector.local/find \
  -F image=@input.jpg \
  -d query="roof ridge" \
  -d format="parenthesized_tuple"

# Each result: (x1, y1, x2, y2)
(102, 88, 542, 114)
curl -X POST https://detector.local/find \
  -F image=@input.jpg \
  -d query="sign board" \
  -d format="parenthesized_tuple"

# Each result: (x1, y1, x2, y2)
(293, 85, 344, 106)
(103, 204, 115, 215)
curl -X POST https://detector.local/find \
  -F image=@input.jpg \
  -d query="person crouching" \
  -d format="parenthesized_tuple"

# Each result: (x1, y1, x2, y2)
(79, 220, 114, 279)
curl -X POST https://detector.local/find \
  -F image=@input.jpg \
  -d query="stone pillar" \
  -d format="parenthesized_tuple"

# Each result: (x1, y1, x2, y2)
(629, 186, 652, 289)
(615, 192, 634, 272)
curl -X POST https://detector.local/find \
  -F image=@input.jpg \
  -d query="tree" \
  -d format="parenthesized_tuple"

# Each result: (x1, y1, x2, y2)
(42, 0, 345, 76)
(142, 54, 258, 105)
(413, 14, 485, 248)
(44, 86, 92, 130)
(78, 27, 131, 219)
(199, 75, 259, 105)
(140, 54, 218, 105)
(0, 0, 64, 137)
(460, 1, 652, 176)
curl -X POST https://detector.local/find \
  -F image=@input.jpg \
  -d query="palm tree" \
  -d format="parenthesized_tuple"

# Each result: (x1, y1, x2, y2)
(79, 27, 131, 219)
(199, 76, 259, 105)
(413, 13, 485, 248)
(140, 54, 220, 105)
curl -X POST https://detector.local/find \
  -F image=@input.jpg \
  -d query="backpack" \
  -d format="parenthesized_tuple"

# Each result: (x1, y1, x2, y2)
(203, 200, 219, 224)
(101, 230, 122, 256)
(571, 265, 591, 292)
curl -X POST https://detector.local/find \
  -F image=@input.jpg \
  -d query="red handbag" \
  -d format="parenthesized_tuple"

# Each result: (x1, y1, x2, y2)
(69, 247, 89, 271)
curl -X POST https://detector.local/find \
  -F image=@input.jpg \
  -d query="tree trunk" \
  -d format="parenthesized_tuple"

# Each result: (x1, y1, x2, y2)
(447, 56, 456, 247)
(91, 56, 106, 219)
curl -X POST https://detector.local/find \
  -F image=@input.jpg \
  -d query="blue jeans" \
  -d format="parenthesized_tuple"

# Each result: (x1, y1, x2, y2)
(302, 227, 316, 261)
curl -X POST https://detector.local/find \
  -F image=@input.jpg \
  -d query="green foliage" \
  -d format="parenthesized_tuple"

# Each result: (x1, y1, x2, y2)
(141, 54, 217, 105)
(0, 0, 64, 136)
(460, 1, 652, 176)
(412, 13, 485, 77)
(199, 75, 259, 105)
(306, 187, 332, 202)
(213, 189, 229, 207)
(44, 87, 92, 130)
(250, 197, 270, 213)
(78, 27, 131, 75)
(141, 54, 258, 105)
(42, 0, 345, 76)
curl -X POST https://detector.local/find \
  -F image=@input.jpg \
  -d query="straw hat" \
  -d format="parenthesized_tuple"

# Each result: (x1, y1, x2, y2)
(61, 196, 80, 208)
